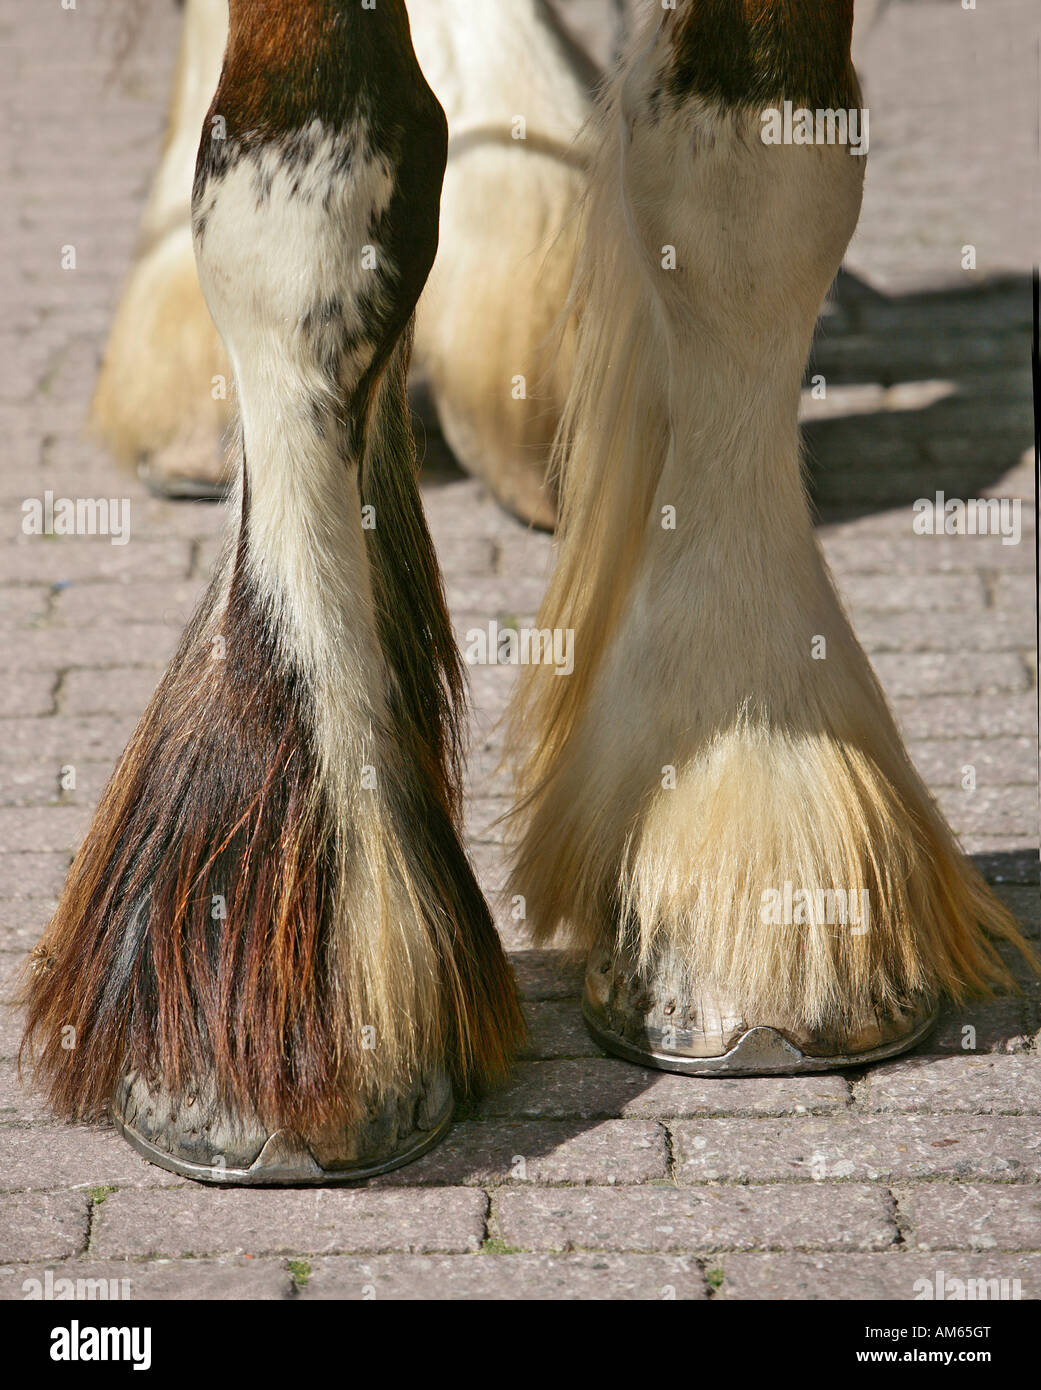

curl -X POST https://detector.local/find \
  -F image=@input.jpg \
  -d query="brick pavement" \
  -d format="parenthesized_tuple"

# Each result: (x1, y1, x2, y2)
(0, 0, 1037, 1301)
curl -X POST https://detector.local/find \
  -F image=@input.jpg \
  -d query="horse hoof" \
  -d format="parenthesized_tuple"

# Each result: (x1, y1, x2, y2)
(134, 411, 232, 502)
(136, 457, 231, 504)
(583, 940, 939, 1076)
(111, 1068, 454, 1185)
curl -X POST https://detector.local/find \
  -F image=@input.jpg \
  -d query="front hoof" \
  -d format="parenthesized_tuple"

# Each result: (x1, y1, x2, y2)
(583, 939, 939, 1077)
(112, 1068, 454, 1186)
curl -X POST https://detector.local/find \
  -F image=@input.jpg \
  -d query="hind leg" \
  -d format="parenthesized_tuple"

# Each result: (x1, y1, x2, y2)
(91, 0, 231, 495)
(408, 0, 594, 528)
(92, 223, 230, 495)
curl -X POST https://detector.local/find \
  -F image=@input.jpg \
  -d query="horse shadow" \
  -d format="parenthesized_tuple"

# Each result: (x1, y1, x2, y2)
(803, 269, 1033, 523)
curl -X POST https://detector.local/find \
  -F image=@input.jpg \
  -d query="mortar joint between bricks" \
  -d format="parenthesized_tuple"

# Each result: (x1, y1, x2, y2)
(82, 1184, 116, 1257)
(482, 1189, 515, 1252)
(979, 570, 1001, 609)
(662, 1120, 678, 1184)
(885, 1186, 911, 1249)
(41, 587, 62, 623)
(847, 1068, 874, 1110)
(478, 1188, 494, 1250)
(48, 668, 68, 718)
(698, 1255, 726, 1300)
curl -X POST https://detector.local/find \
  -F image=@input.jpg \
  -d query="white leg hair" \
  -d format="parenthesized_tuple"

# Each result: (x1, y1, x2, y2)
(508, 3, 1033, 1033)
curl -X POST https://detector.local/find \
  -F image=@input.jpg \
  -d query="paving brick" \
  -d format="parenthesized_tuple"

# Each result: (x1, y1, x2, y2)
(0, 1124, 184, 1193)
(809, 328, 1021, 380)
(856, 1056, 1041, 1114)
(0, 854, 70, 900)
(478, 1060, 850, 1121)
(870, 652, 1028, 698)
(0, 945, 27, 985)
(906, 738, 1035, 788)
(938, 784, 1039, 837)
(465, 662, 523, 713)
(929, 997, 1032, 1056)
(521, 1001, 600, 1060)
(0, 539, 191, 586)
(299, 1252, 707, 1300)
(974, 855, 1040, 891)
(92, 1187, 489, 1259)
(377, 1120, 667, 1187)
(0, 716, 135, 764)
(993, 885, 1040, 936)
(494, 531, 555, 582)
(993, 572, 1036, 613)
(509, 951, 585, 1002)
(964, 841, 1040, 873)
(813, 468, 1018, 515)
(713, 1252, 1041, 1301)
(800, 382, 887, 422)
(837, 572, 987, 612)
(0, 1192, 88, 1264)
(822, 532, 1035, 574)
(0, 764, 60, 808)
(51, 579, 204, 628)
(670, 1115, 1041, 1184)
(446, 576, 548, 616)
(463, 796, 511, 847)
(0, 760, 113, 812)
(6, 625, 176, 672)
(59, 667, 159, 717)
(0, 1059, 56, 1125)
(431, 536, 497, 577)
(465, 841, 510, 897)
(422, 480, 521, 539)
(462, 742, 512, 803)
(855, 610, 1032, 654)
(999, 947, 1041, 1007)
(0, 806, 91, 854)
(108, 496, 226, 543)
(893, 695, 1035, 740)
(0, 1256, 289, 1302)
(0, 898, 53, 955)
(0, 586, 51, 627)
(490, 907, 529, 954)
(898, 1183, 1041, 1253)
(0, 990, 27, 1060)
(0, 670, 54, 718)
(495, 1183, 895, 1254)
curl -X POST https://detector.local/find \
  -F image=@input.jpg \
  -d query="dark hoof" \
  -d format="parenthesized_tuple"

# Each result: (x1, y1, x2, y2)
(112, 1068, 454, 1185)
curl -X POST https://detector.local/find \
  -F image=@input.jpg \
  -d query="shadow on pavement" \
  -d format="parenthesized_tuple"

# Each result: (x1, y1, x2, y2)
(805, 271, 1033, 526)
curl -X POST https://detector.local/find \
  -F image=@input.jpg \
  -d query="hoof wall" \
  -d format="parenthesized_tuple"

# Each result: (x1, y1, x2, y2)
(583, 997, 940, 1077)
(112, 1070, 454, 1186)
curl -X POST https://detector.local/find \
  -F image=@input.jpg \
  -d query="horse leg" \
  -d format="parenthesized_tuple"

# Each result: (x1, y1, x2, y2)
(507, 0, 1035, 1072)
(91, 0, 230, 497)
(409, 0, 594, 528)
(22, 0, 523, 1182)
(92, 0, 596, 526)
